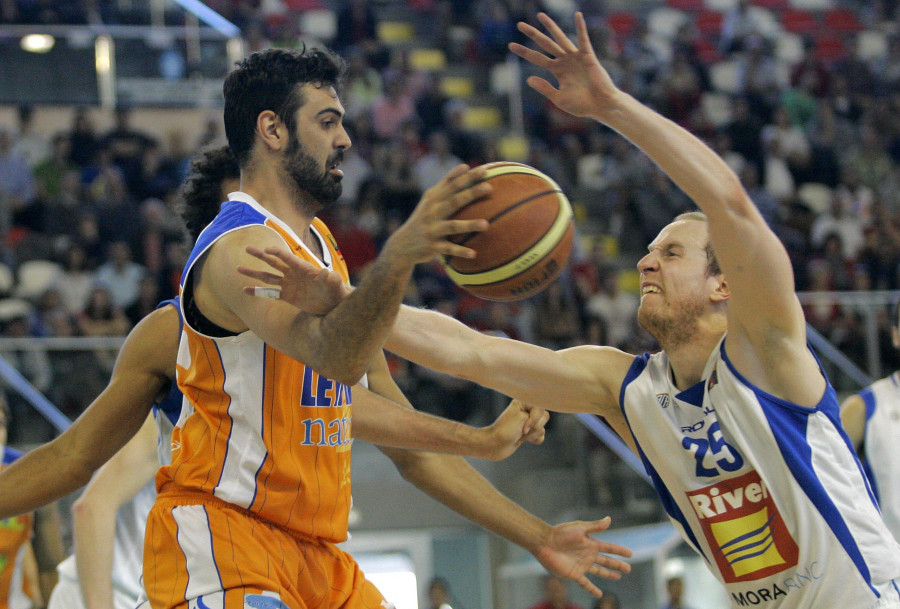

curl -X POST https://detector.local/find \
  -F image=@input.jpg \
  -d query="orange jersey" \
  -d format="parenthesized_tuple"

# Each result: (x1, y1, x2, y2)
(159, 192, 354, 542)
(0, 450, 34, 609)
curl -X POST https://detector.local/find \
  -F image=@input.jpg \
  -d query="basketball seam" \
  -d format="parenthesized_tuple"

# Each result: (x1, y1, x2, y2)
(454, 188, 562, 248)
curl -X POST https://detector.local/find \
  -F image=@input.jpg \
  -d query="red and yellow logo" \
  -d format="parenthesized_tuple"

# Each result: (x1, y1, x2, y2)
(687, 470, 798, 583)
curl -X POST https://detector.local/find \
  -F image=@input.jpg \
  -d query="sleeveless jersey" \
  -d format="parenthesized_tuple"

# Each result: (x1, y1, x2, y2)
(619, 338, 900, 609)
(857, 373, 900, 543)
(0, 448, 34, 609)
(159, 192, 354, 542)
(57, 298, 185, 603)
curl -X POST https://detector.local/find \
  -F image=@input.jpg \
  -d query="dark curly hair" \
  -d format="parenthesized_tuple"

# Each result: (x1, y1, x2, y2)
(178, 145, 240, 242)
(223, 46, 346, 167)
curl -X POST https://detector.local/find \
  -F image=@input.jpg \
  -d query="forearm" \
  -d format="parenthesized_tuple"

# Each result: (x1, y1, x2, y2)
(72, 502, 116, 609)
(305, 247, 414, 383)
(353, 389, 498, 459)
(386, 450, 549, 554)
(386, 305, 482, 379)
(0, 441, 93, 519)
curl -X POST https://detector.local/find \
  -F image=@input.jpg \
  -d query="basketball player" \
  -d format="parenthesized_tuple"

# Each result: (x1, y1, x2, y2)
(0, 396, 42, 609)
(0, 142, 629, 607)
(840, 300, 900, 543)
(244, 14, 900, 608)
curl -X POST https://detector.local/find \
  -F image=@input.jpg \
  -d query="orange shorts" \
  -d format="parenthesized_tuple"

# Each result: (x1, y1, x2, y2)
(143, 492, 390, 609)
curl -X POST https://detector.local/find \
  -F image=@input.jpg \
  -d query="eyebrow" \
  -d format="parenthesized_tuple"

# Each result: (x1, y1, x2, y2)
(316, 107, 344, 119)
(647, 242, 685, 253)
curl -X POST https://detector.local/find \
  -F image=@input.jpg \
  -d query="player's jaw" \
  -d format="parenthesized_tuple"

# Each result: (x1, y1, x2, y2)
(282, 133, 343, 207)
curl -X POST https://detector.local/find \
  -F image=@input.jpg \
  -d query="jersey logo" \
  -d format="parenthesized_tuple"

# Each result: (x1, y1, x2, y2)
(687, 470, 799, 583)
(656, 393, 670, 409)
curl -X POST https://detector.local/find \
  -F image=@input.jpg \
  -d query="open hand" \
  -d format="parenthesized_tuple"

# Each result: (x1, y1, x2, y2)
(534, 517, 633, 599)
(238, 245, 350, 315)
(508, 12, 621, 119)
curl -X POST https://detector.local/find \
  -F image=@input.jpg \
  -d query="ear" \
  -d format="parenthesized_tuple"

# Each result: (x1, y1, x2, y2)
(256, 110, 288, 153)
(710, 274, 730, 303)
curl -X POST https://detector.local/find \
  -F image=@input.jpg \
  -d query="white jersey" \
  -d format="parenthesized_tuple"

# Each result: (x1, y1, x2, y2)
(619, 338, 900, 609)
(856, 373, 900, 542)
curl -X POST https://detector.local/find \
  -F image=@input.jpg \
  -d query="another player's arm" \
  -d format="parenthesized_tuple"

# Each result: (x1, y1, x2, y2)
(32, 503, 64, 603)
(0, 307, 177, 519)
(353, 352, 548, 460)
(509, 12, 818, 400)
(198, 166, 491, 386)
(387, 305, 630, 416)
(72, 413, 159, 609)
(364, 353, 632, 598)
(21, 541, 43, 609)
(840, 393, 867, 453)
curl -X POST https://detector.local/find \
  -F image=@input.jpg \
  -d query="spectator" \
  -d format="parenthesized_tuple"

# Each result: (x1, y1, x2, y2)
(54, 243, 94, 314)
(93, 241, 146, 310)
(843, 123, 895, 192)
(0, 128, 36, 235)
(810, 196, 865, 262)
(735, 35, 780, 121)
(101, 106, 157, 193)
(66, 107, 99, 168)
(720, 0, 768, 54)
(527, 575, 584, 609)
(660, 576, 693, 609)
(532, 280, 582, 350)
(12, 105, 48, 168)
(414, 131, 464, 191)
(586, 270, 640, 350)
(371, 76, 416, 141)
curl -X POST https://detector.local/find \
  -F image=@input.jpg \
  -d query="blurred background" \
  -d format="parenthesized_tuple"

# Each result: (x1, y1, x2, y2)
(0, 0, 898, 607)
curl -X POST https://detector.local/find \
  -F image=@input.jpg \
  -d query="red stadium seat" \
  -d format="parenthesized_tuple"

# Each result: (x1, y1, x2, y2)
(606, 12, 638, 37)
(815, 34, 848, 62)
(823, 8, 863, 33)
(284, 0, 324, 10)
(695, 10, 723, 35)
(781, 9, 817, 34)
(749, 0, 788, 9)
(695, 37, 724, 63)
(667, 0, 704, 11)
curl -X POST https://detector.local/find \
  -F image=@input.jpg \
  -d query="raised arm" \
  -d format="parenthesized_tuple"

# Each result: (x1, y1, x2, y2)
(0, 307, 177, 519)
(195, 165, 491, 386)
(362, 352, 632, 598)
(510, 12, 820, 401)
(840, 393, 867, 453)
(72, 413, 159, 609)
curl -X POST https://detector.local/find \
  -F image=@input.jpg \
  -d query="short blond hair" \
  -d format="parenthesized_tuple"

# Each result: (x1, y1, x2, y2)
(673, 211, 721, 276)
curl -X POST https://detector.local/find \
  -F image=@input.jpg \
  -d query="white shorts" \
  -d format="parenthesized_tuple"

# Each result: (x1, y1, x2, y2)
(48, 575, 141, 609)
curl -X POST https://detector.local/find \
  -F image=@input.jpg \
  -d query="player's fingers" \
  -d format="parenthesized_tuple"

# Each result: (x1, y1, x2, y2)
(537, 12, 578, 53)
(574, 11, 596, 56)
(436, 219, 489, 238)
(526, 76, 561, 101)
(245, 245, 291, 274)
(595, 541, 633, 559)
(516, 19, 566, 57)
(593, 554, 632, 574)
(523, 429, 546, 445)
(589, 564, 623, 581)
(242, 285, 282, 299)
(575, 576, 604, 600)
(437, 243, 477, 260)
(441, 182, 492, 217)
(508, 42, 553, 69)
(237, 266, 283, 286)
(583, 516, 612, 534)
(428, 165, 478, 200)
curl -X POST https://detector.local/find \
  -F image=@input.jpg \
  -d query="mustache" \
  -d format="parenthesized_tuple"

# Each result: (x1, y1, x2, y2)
(326, 150, 344, 167)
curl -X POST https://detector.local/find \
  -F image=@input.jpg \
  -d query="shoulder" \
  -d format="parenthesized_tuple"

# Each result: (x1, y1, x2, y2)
(117, 307, 180, 379)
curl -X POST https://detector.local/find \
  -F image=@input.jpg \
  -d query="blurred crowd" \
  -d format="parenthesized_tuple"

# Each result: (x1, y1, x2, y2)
(2, 0, 900, 442)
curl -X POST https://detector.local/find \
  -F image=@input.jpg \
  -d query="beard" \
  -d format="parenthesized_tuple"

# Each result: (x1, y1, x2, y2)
(637, 293, 707, 351)
(282, 134, 343, 208)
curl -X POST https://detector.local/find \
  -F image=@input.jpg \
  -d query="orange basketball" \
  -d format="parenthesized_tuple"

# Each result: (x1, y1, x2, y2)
(442, 162, 574, 301)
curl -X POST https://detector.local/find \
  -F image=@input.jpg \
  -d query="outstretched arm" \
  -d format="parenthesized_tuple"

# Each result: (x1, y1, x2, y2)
(510, 12, 820, 403)
(73, 413, 159, 609)
(0, 306, 177, 519)
(364, 353, 632, 598)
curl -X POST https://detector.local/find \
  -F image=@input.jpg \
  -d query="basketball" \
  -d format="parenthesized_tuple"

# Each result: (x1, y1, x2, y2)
(442, 162, 574, 301)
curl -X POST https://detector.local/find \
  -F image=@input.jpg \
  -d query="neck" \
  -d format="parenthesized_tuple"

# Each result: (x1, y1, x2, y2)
(662, 321, 726, 391)
(240, 161, 319, 247)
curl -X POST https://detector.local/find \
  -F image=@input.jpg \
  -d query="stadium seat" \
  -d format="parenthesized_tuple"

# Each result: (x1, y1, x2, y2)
(408, 48, 446, 71)
(701, 92, 733, 126)
(695, 37, 724, 63)
(750, 0, 788, 9)
(462, 106, 502, 130)
(709, 59, 741, 93)
(705, 0, 739, 10)
(377, 21, 415, 44)
(695, 10, 723, 36)
(441, 76, 474, 98)
(298, 10, 336, 42)
(283, 0, 324, 9)
(780, 8, 817, 34)
(815, 33, 847, 61)
(648, 7, 689, 39)
(856, 30, 888, 60)
(823, 8, 863, 33)
(797, 183, 832, 214)
(775, 32, 805, 63)
(14, 260, 62, 300)
(606, 12, 638, 37)
(667, 0, 704, 11)
(789, 0, 834, 10)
